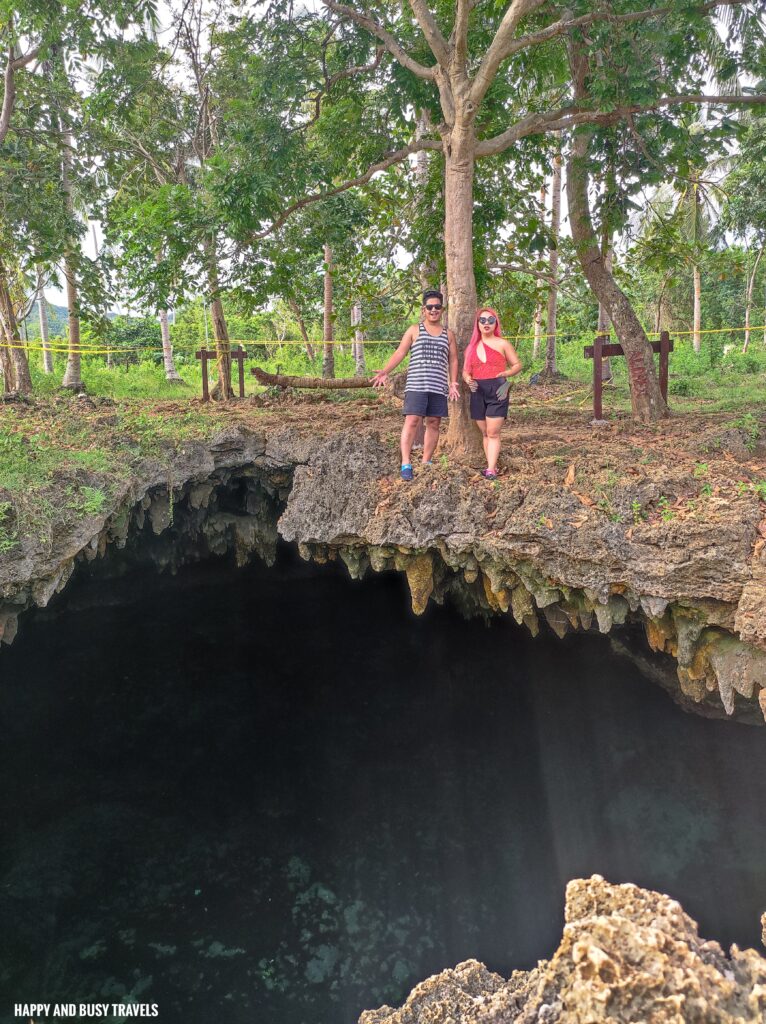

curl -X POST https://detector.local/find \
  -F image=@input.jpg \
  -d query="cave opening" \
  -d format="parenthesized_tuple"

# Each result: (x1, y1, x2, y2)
(1, 536, 766, 1024)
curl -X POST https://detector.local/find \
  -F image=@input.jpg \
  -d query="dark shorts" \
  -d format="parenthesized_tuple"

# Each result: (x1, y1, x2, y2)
(403, 390, 448, 418)
(470, 377, 509, 420)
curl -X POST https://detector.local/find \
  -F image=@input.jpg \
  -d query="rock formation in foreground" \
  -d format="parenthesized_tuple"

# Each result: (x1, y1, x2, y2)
(360, 876, 766, 1024)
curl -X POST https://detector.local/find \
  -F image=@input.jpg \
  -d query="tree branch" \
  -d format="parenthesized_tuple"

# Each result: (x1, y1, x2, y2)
(249, 138, 443, 241)
(407, 0, 451, 67)
(11, 45, 40, 70)
(506, 0, 749, 58)
(476, 93, 766, 156)
(0, 48, 16, 146)
(470, 0, 549, 107)
(321, 1, 437, 79)
(490, 262, 561, 284)
(123, 132, 176, 184)
(470, 0, 750, 108)
(452, 0, 471, 68)
(0, 43, 40, 147)
(295, 46, 384, 135)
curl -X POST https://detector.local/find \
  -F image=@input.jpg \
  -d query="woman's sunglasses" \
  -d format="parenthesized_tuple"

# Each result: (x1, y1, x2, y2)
(478, 315, 496, 325)
(425, 303, 443, 311)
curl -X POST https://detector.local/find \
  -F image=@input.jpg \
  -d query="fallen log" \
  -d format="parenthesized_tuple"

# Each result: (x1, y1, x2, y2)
(252, 367, 374, 389)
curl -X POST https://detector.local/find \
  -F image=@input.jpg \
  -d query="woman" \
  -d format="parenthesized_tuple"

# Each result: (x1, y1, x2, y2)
(462, 308, 523, 479)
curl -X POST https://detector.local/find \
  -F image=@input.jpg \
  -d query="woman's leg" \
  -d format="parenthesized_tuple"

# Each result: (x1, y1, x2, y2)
(485, 416, 503, 472)
(475, 419, 488, 461)
(401, 415, 422, 465)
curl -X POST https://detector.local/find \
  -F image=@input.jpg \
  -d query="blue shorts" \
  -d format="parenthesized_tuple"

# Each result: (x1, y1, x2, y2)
(403, 390, 448, 418)
(470, 376, 509, 420)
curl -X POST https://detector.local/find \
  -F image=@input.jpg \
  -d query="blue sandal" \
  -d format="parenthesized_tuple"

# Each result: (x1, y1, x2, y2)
(401, 464, 414, 481)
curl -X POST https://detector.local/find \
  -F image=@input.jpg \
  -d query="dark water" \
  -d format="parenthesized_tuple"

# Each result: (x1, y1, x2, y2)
(1, 547, 765, 1024)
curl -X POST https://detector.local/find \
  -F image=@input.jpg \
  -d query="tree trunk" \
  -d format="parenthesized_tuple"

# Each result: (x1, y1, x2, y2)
(159, 309, 182, 380)
(287, 298, 315, 360)
(351, 300, 366, 376)
(533, 301, 543, 360)
(533, 183, 546, 360)
(567, 39, 666, 421)
(253, 367, 370, 389)
(322, 244, 334, 379)
(0, 346, 11, 391)
(598, 238, 614, 382)
(692, 264, 701, 353)
(567, 132, 667, 420)
(0, 257, 32, 393)
(60, 128, 82, 390)
(655, 270, 671, 335)
(37, 271, 53, 373)
(444, 127, 482, 456)
(416, 109, 438, 289)
(543, 141, 562, 378)
(203, 238, 233, 400)
(743, 247, 763, 354)
(91, 219, 104, 370)
(209, 295, 232, 399)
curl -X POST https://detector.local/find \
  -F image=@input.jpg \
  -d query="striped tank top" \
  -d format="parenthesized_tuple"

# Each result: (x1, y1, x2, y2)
(405, 323, 450, 396)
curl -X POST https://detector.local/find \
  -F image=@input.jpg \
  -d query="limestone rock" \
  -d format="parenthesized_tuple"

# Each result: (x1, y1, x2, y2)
(2, 422, 766, 723)
(359, 960, 507, 1024)
(359, 877, 766, 1024)
(735, 541, 766, 652)
(404, 553, 435, 616)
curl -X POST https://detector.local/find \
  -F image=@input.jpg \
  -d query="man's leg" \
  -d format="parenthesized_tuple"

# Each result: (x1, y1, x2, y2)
(401, 415, 422, 466)
(485, 417, 503, 472)
(422, 416, 441, 463)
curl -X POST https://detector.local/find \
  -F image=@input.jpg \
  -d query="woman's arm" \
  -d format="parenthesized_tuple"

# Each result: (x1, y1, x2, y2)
(462, 345, 478, 391)
(502, 341, 523, 378)
(371, 327, 415, 386)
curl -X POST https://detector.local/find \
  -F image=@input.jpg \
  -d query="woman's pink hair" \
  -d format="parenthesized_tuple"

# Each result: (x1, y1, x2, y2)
(464, 307, 502, 374)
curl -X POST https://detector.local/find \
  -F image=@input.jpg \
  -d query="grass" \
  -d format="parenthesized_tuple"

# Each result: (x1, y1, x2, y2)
(66, 485, 108, 517)
(0, 386, 225, 553)
(0, 500, 16, 552)
(0, 429, 67, 491)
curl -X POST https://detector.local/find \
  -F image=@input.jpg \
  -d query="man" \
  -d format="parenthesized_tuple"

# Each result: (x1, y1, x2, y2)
(371, 290, 459, 480)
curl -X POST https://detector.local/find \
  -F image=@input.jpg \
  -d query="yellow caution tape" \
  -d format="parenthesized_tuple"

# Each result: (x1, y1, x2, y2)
(3, 323, 765, 356)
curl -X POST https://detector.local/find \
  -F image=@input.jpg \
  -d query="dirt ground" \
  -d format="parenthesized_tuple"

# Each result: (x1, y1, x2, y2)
(2, 379, 765, 538)
(219, 382, 766, 528)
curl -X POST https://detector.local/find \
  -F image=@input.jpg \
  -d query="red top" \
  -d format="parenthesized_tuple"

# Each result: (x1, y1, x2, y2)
(467, 341, 508, 380)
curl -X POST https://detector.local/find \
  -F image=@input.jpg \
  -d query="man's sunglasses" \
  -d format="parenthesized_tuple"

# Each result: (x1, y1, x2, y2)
(425, 303, 443, 311)
(478, 315, 496, 325)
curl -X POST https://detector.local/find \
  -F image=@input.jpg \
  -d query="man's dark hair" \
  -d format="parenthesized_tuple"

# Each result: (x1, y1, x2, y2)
(422, 289, 443, 305)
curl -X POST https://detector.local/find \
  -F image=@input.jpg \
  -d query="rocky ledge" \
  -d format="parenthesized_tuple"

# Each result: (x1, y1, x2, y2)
(2, 420, 766, 723)
(281, 429, 766, 724)
(359, 876, 766, 1024)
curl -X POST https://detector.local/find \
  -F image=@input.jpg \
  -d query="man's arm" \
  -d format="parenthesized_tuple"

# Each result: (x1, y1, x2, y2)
(447, 330, 460, 400)
(371, 326, 415, 386)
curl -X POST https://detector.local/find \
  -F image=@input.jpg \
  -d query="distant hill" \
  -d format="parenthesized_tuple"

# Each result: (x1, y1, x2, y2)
(22, 300, 68, 339)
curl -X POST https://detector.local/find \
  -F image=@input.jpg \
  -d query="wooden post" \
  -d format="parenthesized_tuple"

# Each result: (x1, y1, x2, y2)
(593, 334, 605, 421)
(196, 349, 210, 401)
(232, 346, 247, 398)
(584, 334, 672, 419)
(659, 330, 669, 402)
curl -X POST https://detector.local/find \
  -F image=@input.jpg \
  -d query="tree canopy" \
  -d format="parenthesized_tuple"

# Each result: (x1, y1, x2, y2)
(0, 0, 764, 419)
